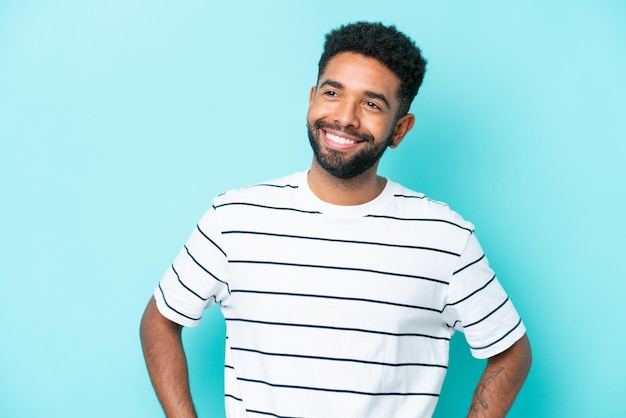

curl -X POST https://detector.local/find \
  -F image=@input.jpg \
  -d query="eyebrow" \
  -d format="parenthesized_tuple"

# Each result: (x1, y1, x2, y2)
(319, 79, 391, 110)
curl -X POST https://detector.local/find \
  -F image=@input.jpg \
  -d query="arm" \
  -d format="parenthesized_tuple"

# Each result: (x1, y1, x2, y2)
(467, 333, 532, 418)
(140, 297, 198, 418)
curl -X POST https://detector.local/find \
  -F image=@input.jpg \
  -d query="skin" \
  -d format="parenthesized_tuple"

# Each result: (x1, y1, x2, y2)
(140, 50, 532, 417)
(467, 334, 532, 417)
(306, 52, 415, 205)
(140, 297, 198, 418)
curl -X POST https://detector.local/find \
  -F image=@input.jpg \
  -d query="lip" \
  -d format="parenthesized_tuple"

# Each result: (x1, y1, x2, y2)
(322, 128, 364, 150)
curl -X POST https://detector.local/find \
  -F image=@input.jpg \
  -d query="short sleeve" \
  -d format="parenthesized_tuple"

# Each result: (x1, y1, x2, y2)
(442, 233, 525, 359)
(154, 203, 230, 327)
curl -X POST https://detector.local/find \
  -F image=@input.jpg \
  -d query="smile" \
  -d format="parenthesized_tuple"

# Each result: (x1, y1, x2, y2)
(324, 130, 359, 145)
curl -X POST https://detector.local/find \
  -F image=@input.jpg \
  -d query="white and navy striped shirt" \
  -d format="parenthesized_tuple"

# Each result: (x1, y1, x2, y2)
(155, 171, 525, 418)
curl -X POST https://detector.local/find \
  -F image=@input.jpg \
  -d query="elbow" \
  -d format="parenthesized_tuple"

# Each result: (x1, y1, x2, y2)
(506, 333, 532, 383)
(489, 333, 533, 382)
(520, 333, 532, 378)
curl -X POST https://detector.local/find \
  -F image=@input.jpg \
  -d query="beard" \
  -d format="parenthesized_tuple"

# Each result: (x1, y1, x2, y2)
(307, 119, 393, 180)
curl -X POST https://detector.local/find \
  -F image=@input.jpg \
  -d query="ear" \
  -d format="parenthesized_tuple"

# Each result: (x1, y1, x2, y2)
(308, 86, 317, 107)
(388, 113, 416, 149)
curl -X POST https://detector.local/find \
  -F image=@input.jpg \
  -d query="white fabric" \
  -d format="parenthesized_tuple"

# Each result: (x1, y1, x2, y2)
(155, 171, 525, 418)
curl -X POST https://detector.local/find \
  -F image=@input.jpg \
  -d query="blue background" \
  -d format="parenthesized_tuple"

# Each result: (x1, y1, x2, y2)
(1, 1, 625, 417)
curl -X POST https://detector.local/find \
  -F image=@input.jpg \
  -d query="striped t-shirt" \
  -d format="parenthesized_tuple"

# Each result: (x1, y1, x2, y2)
(155, 170, 525, 418)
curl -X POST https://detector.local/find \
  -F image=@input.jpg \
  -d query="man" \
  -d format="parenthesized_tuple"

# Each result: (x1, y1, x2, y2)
(140, 21, 531, 418)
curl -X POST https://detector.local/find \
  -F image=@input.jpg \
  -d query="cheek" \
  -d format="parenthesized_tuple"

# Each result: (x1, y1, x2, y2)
(307, 98, 341, 121)
(305, 109, 316, 126)
(367, 119, 396, 140)
(306, 102, 320, 122)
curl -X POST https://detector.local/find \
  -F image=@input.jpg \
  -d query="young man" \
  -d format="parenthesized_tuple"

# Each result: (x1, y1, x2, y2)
(140, 22, 531, 418)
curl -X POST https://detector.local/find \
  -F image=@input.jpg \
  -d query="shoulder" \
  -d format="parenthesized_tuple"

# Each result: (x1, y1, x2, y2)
(385, 180, 476, 234)
(212, 171, 304, 207)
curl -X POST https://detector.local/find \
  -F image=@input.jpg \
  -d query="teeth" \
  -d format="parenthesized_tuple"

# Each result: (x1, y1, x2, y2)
(326, 132, 356, 145)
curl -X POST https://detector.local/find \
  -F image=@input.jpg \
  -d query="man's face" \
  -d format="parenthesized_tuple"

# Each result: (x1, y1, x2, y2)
(306, 52, 408, 180)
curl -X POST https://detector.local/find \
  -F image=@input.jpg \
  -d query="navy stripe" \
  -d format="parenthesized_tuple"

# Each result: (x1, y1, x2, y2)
(157, 284, 201, 321)
(253, 183, 299, 189)
(237, 376, 440, 397)
(470, 319, 523, 351)
(393, 194, 449, 208)
(447, 320, 460, 330)
(214, 201, 321, 215)
(196, 224, 227, 257)
(453, 254, 486, 275)
(229, 260, 448, 285)
(463, 297, 510, 328)
(231, 289, 442, 313)
(225, 317, 450, 341)
(225, 393, 242, 402)
(443, 274, 497, 308)
(364, 215, 474, 233)
(230, 346, 448, 369)
(223, 230, 461, 257)
(171, 264, 214, 302)
(393, 193, 426, 200)
(245, 408, 304, 418)
(184, 245, 231, 294)
(226, 393, 307, 418)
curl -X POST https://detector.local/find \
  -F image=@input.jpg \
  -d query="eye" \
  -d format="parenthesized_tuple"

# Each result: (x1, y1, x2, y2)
(323, 90, 339, 97)
(365, 101, 381, 111)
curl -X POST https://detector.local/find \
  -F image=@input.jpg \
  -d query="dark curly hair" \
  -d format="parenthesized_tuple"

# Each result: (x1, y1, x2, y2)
(318, 21, 427, 117)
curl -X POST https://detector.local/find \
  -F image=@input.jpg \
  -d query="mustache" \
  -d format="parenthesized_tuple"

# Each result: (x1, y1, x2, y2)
(311, 120, 375, 143)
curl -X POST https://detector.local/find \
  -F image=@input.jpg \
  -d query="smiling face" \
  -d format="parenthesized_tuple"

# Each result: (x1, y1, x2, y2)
(306, 52, 415, 180)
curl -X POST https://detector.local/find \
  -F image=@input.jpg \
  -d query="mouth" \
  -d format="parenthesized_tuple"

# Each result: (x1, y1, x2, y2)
(322, 128, 368, 149)
(325, 130, 358, 145)
(309, 120, 374, 150)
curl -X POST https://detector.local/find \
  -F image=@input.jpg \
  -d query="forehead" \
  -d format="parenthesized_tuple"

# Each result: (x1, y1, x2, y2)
(318, 52, 401, 102)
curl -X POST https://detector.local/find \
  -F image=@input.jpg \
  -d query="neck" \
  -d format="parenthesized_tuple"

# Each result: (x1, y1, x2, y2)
(307, 160, 387, 205)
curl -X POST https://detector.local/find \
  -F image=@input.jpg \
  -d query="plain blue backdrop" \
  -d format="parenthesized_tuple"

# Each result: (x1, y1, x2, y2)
(1, 1, 625, 417)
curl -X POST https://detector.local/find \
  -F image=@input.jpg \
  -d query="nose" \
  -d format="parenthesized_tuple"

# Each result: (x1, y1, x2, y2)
(333, 99, 360, 129)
